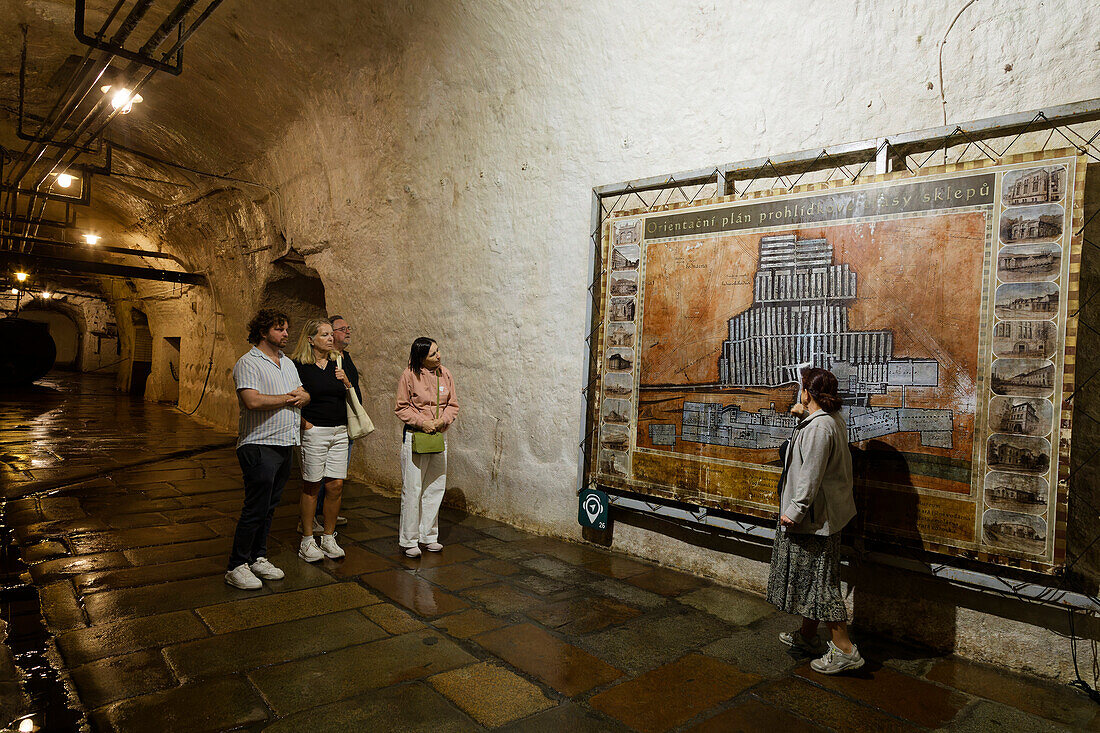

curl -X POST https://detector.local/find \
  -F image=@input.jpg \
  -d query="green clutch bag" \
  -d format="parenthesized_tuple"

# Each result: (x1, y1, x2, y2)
(411, 369, 445, 454)
(411, 430, 445, 454)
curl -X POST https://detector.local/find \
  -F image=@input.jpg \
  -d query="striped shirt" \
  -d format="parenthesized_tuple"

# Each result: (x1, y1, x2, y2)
(233, 346, 303, 447)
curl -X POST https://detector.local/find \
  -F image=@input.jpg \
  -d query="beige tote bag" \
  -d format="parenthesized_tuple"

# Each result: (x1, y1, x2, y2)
(336, 353, 375, 440)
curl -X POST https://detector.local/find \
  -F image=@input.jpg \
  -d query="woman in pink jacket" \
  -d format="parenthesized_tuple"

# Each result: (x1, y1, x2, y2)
(394, 337, 459, 558)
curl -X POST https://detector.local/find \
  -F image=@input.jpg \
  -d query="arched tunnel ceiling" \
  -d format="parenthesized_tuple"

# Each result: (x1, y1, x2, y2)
(0, 0, 395, 258)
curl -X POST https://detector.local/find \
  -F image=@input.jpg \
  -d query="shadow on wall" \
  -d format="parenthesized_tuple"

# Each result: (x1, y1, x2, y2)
(1069, 160, 1100, 594)
(260, 250, 328, 342)
(849, 441, 957, 653)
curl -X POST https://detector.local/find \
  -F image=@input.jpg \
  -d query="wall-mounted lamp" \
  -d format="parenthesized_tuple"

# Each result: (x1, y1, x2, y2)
(83, 234, 101, 245)
(101, 85, 143, 114)
(40, 291, 51, 300)
(56, 172, 74, 188)
(15, 272, 27, 282)
(9, 288, 18, 296)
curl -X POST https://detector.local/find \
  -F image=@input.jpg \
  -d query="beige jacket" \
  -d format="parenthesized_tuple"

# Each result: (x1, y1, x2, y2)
(780, 409, 855, 536)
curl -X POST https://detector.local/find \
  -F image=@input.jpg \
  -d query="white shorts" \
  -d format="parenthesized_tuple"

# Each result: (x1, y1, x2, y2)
(300, 424, 349, 482)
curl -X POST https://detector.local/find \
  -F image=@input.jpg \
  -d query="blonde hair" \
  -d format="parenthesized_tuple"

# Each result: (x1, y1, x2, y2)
(289, 318, 333, 364)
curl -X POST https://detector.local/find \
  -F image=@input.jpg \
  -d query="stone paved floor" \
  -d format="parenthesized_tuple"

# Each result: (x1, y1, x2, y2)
(1, 373, 1098, 731)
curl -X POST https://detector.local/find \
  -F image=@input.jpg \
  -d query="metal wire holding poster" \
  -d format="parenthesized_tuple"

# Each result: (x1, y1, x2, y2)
(585, 148, 1088, 575)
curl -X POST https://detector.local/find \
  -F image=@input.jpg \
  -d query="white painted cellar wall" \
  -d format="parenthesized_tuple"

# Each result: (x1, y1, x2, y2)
(34, 0, 1097, 678)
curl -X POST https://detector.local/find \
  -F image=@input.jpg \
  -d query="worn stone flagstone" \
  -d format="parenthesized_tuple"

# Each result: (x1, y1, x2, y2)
(676, 585, 775, 626)
(56, 610, 211, 666)
(360, 603, 426, 634)
(68, 649, 176, 709)
(261, 682, 479, 732)
(248, 630, 477, 716)
(589, 653, 763, 733)
(474, 623, 623, 696)
(361, 568, 470, 617)
(195, 581, 381, 633)
(164, 609, 384, 681)
(92, 676, 268, 733)
(429, 662, 557, 727)
(684, 699, 826, 733)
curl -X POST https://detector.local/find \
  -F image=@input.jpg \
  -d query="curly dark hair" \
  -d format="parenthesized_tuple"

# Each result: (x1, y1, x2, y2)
(801, 367, 843, 413)
(246, 308, 289, 344)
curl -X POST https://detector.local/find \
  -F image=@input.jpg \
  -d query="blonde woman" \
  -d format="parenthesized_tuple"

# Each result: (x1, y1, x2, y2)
(289, 318, 351, 562)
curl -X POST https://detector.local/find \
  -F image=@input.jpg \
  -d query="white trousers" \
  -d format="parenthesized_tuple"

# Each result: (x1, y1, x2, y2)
(399, 432, 447, 547)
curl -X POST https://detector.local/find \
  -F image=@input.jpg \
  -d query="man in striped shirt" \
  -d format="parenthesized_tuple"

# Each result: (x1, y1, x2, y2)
(225, 309, 311, 590)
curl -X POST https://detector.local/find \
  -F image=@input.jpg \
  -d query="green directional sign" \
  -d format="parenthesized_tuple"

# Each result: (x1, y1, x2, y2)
(578, 488, 609, 531)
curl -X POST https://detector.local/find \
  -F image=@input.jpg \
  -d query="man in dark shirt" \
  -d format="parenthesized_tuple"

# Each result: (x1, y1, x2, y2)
(304, 314, 360, 532)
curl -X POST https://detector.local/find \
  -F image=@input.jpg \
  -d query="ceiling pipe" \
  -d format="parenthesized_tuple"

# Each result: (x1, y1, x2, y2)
(9, 1, 222, 259)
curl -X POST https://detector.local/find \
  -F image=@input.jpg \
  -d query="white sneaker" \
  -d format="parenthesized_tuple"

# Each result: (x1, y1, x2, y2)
(810, 642, 865, 675)
(779, 630, 827, 656)
(225, 563, 262, 590)
(404, 546, 422, 558)
(249, 557, 285, 580)
(336, 515, 348, 526)
(319, 533, 345, 559)
(424, 542, 444, 552)
(298, 536, 324, 562)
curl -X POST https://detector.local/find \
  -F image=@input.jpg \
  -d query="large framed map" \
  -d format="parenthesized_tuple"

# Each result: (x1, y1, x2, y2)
(587, 149, 1087, 573)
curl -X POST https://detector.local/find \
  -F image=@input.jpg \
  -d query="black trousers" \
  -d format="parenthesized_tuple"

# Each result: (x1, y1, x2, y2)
(228, 444, 293, 570)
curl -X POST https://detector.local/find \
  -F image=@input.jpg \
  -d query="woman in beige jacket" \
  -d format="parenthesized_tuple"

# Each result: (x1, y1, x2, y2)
(766, 367, 862, 674)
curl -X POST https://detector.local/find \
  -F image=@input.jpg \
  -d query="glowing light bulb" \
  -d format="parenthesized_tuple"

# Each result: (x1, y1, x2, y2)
(101, 86, 143, 114)
(9, 288, 18, 295)
(56, 173, 73, 188)
(83, 234, 100, 245)
(15, 272, 27, 282)
(40, 291, 51, 299)
(19, 717, 33, 733)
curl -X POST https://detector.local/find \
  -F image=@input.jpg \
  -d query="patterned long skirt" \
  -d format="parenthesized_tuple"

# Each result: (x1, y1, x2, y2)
(765, 524, 847, 622)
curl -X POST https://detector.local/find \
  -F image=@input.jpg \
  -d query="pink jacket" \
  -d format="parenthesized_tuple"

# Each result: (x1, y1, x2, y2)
(394, 365, 459, 430)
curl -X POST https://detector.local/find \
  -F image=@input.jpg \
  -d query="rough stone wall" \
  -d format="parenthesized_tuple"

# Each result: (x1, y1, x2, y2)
(72, 294, 121, 374)
(12, 0, 1093, 678)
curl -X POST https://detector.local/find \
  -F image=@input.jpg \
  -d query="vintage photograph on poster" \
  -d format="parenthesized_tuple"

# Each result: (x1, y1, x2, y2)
(997, 243, 1062, 283)
(999, 203, 1064, 244)
(987, 434, 1051, 474)
(987, 396, 1053, 437)
(606, 323, 635, 348)
(1001, 166, 1066, 206)
(990, 358, 1055, 398)
(994, 282, 1059, 319)
(992, 319, 1057, 359)
(611, 245, 640, 270)
(609, 271, 638, 296)
(984, 471, 1048, 515)
(982, 509, 1047, 555)
(602, 371, 634, 397)
(590, 150, 1084, 573)
(608, 297, 635, 322)
(606, 348, 634, 372)
(600, 424, 631, 451)
(601, 398, 632, 424)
